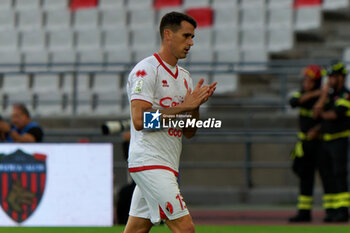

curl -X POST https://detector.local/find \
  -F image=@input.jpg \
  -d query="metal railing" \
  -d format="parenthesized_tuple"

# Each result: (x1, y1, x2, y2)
(44, 128, 298, 188)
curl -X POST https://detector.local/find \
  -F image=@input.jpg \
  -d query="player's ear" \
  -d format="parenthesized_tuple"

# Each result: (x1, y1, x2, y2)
(164, 28, 173, 41)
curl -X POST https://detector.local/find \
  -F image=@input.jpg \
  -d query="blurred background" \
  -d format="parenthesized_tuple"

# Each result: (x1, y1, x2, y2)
(1, 0, 350, 224)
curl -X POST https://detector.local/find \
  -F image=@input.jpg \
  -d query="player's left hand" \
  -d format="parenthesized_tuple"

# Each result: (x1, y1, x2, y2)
(201, 82, 217, 104)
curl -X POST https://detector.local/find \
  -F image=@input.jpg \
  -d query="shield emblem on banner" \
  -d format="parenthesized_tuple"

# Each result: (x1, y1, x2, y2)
(0, 149, 47, 223)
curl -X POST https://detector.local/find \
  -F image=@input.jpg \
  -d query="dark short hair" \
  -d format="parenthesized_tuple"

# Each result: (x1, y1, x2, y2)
(13, 103, 30, 118)
(159, 11, 197, 40)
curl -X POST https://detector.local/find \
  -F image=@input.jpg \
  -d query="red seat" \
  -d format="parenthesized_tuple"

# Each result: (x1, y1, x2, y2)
(70, 0, 98, 11)
(294, 0, 322, 8)
(154, 0, 182, 9)
(185, 7, 213, 28)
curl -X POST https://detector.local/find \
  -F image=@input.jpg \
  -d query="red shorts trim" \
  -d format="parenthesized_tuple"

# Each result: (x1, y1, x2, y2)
(129, 165, 179, 177)
(159, 206, 168, 220)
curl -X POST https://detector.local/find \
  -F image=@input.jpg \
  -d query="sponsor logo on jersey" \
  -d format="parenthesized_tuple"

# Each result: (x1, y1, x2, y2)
(159, 97, 182, 108)
(162, 80, 169, 87)
(143, 110, 161, 129)
(0, 149, 47, 223)
(136, 69, 147, 78)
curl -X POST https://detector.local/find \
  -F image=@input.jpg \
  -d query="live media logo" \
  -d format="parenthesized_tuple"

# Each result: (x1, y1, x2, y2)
(143, 110, 222, 129)
(143, 110, 161, 129)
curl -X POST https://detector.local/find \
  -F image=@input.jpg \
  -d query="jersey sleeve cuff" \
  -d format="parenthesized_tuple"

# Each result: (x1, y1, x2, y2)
(130, 95, 153, 105)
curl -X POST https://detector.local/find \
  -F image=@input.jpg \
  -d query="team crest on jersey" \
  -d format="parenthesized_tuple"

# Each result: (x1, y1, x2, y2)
(162, 80, 169, 87)
(165, 202, 173, 214)
(0, 149, 47, 223)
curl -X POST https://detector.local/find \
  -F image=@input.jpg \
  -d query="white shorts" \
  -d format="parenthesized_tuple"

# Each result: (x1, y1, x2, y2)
(129, 169, 189, 224)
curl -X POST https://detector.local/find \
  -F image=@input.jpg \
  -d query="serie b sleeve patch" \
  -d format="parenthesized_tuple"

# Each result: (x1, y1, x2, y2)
(134, 79, 144, 93)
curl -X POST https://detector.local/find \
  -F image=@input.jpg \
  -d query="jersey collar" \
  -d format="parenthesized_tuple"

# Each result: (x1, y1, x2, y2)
(154, 53, 178, 79)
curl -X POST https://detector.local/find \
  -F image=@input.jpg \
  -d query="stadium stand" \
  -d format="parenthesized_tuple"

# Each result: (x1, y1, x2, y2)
(0, 9, 15, 30)
(70, 0, 98, 11)
(15, 0, 40, 10)
(0, 0, 347, 119)
(0, 29, 18, 51)
(24, 50, 50, 72)
(100, 8, 127, 29)
(73, 8, 99, 30)
(1, 0, 350, 209)
(45, 9, 71, 30)
(185, 7, 213, 28)
(48, 29, 74, 51)
(43, 0, 68, 10)
(323, 0, 349, 10)
(154, 0, 182, 9)
(0, 51, 21, 72)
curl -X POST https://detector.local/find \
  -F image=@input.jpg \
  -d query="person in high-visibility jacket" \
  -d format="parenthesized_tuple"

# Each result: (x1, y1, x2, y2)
(313, 62, 350, 222)
(289, 64, 324, 222)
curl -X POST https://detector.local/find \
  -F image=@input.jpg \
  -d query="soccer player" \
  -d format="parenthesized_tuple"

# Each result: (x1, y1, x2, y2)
(124, 12, 217, 233)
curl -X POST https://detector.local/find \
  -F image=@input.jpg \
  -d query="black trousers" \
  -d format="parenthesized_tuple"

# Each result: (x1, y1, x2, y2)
(293, 140, 320, 197)
(319, 138, 348, 195)
(116, 181, 136, 224)
(318, 138, 349, 211)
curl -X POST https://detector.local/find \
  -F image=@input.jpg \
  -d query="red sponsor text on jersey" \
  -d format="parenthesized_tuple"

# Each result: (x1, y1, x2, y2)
(168, 128, 182, 137)
(159, 97, 183, 108)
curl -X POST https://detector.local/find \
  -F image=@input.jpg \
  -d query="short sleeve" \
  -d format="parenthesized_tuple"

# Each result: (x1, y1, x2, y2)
(27, 127, 44, 142)
(128, 63, 156, 104)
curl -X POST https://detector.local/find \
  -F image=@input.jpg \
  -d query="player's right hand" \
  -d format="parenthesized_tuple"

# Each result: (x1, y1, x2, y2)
(182, 79, 209, 110)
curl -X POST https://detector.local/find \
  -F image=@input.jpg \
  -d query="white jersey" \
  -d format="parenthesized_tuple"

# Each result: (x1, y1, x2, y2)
(127, 53, 193, 175)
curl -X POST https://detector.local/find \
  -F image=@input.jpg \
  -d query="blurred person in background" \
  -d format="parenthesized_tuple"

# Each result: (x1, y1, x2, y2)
(116, 130, 136, 225)
(0, 103, 43, 142)
(288, 65, 324, 222)
(313, 62, 350, 222)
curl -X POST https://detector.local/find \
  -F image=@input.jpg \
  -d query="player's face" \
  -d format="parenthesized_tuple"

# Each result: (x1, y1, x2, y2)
(170, 21, 195, 59)
(11, 108, 27, 129)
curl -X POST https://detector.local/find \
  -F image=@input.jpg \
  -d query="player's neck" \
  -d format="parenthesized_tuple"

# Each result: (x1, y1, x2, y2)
(158, 47, 178, 66)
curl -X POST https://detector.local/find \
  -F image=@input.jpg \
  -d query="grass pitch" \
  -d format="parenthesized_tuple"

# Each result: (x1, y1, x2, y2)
(1, 225, 350, 233)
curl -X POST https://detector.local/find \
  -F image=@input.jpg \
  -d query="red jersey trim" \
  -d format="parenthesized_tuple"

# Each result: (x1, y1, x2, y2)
(129, 165, 179, 177)
(153, 53, 178, 79)
(131, 99, 153, 105)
